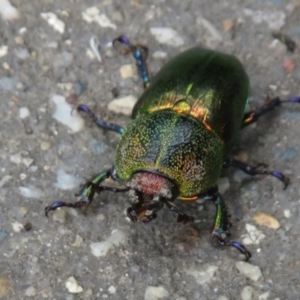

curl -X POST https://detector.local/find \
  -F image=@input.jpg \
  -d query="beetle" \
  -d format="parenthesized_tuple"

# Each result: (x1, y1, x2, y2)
(45, 35, 300, 260)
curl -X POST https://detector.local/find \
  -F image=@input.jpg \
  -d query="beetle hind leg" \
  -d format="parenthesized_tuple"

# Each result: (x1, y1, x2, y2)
(223, 158, 290, 189)
(242, 95, 300, 128)
(206, 187, 251, 261)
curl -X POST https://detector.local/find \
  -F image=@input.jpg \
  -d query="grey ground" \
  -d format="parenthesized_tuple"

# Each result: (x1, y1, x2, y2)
(0, 0, 300, 299)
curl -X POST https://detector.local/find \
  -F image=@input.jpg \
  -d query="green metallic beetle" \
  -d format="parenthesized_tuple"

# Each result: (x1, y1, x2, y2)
(45, 35, 300, 260)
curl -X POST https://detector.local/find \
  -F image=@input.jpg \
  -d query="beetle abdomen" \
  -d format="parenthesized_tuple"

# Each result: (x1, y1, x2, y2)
(132, 47, 249, 151)
(116, 111, 223, 197)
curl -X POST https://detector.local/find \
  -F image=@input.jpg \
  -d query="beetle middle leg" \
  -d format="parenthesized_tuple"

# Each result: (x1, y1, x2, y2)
(204, 186, 251, 261)
(241, 95, 300, 127)
(163, 200, 195, 224)
(223, 158, 290, 189)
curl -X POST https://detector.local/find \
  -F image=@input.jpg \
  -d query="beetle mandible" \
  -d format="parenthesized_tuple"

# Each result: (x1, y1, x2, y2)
(45, 35, 300, 260)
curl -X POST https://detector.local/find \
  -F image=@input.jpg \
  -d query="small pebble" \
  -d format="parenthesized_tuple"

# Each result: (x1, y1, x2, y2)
(242, 223, 266, 245)
(0, 175, 12, 187)
(82, 7, 117, 30)
(258, 291, 270, 300)
(222, 19, 234, 31)
(241, 286, 254, 300)
(120, 64, 137, 79)
(0, 275, 13, 297)
(41, 12, 65, 34)
(253, 212, 280, 229)
(108, 95, 138, 116)
(22, 157, 34, 168)
(0, 45, 8, 57)
(19, 107, 30, 119)
(15, 48, 29, 59)
(185, 265, 218, 285)
(25, 286, 36, 296)
(51, 95, 85, 133)
(54, 170, 82, 190)
(19, 185, 45, 199)
(10, 153, 22, 164)
(71, 235, 83, 247)
(108, 285, 116, 294)
(14, 36, 24, 45)
(284, 209, 291, 218)
(65, 277, 83, 294)
(236, 262, 262, 281)
(218, 296, 229, 300)
(89, 36, 102, 63)
(0, 0, 20, 21)
(150, 27, 184, 47)
(23, 222, 32, 231)
(144, 286, 169, 300)
(106, 229, 127, 246)
(90, 241, 113, 257)
(12, 221, 24, 232)
(52, 209, 67, 224)
(40, 141, 51, 151)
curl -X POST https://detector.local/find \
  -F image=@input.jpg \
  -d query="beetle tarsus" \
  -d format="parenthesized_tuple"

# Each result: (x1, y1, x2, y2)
(211, 232, 251, 261)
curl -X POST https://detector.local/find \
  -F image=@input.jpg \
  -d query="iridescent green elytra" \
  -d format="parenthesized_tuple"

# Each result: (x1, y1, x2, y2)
(46, 36, 295, 260)
(116, 47, 249, 198)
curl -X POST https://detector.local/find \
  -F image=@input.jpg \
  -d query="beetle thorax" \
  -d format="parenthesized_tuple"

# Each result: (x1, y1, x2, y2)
(127, 172, 174, 198)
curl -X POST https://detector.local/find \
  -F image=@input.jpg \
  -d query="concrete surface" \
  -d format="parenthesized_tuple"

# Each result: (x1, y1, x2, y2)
(0, 0, 300, 299)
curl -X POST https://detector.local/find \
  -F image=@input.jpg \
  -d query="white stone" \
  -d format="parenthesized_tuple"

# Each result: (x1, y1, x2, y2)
(41, 12, 65, 34)
(217, 297, 229, 300)
(65, 276, 83, 293)
(241, 286, 254, 300)
(185, 265, 218, 285)
(120, 64, 137, 79)
(258, 291, 270, 300)
(236, 262, 262, 281)
(284, 209, 291, 218)
(90, 241, 113, 257)
(19, 107, 30, 119)
(51, 95, 85, 132)
(25, 286, 36, 296)
(10, 153, 22, 164)
(54, 170, 82, 190)
(0, 0, 20, 21)
(11, 221, 24, 232)
(106, 229, 127, 246)
(150, 27, 184, 47)
(22, 158, 34, 168)
(82, 7, 117, 30)
(108, 285, 116, 294)
(144, 286, 169, 300)
(0, 45, 8, 57)
(242, 223, 266, 245)
(0, 175, 12, 188)
(108, 95, 138, 116)
(19, 186, 45, 199)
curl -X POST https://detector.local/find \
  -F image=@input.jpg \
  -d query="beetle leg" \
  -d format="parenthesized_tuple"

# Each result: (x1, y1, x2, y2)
(164, 200, 195, 224)
(45, 168, 129, 216)
(113, 35, 150, 88)
(206, 188, 251, 261)
(77, 104, 125, 134)
(223, 158, 290, 189)
(242, 96, 300, 128)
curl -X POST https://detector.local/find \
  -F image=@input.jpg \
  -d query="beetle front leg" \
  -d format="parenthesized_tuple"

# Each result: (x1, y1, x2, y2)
(206, 187, 251, 261)
(242, 95, 300, 128)
(45, 168, 129, 216)
(113, 35, 150, 88)
(223, 158, 290, 189)
(164, 200, 195, 224)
